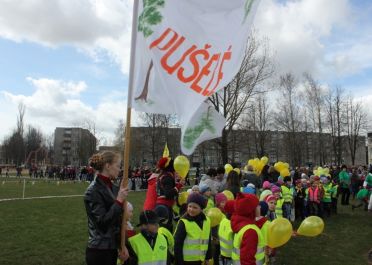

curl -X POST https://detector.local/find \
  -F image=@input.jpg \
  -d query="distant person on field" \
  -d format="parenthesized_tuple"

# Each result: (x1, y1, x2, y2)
(338, 165, 351, 205)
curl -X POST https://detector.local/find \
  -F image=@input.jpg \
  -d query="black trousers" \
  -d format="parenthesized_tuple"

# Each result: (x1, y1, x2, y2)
(86, 248, 117, 265)
(308, 202, 320, 216)
(331, 198, 338, 214)
(341, 187, 350, 205)
(321, 202, 331, 217)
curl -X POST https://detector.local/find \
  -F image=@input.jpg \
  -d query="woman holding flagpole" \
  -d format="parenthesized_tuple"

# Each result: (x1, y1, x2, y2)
(84, 151, 129, 265)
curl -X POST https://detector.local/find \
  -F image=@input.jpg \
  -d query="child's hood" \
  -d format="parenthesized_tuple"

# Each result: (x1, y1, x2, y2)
(231, 214, 255, 233)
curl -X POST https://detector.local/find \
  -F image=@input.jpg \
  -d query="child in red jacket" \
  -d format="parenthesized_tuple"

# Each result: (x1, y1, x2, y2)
(231, 193, 265, 265)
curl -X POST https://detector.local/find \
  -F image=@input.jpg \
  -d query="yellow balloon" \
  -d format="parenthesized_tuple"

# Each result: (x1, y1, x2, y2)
(174, 155, 190, 179)
(274, 162, 285, 172)
(178, 191, 189, 205)
(267, 218, 293, 248)
(248, 159, 254, 166)
(256, 161, 265, 174)
(261, 156, 269, 165)
(222, 190, 234, 200)
(233, 168, 241, 175)
(284, 163, 289, 169)
(280, 168, 290, 177)
(225, 164, 233, 174)
(297, 216, 324, 237)
(206, 207, 223, 227)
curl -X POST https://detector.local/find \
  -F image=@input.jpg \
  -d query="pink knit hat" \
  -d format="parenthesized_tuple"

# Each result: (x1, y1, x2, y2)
(263, 181, 271, 189)
(215, 192, 228, 207)
(271, 185, 281, 193)
(265, 194, 277, 203)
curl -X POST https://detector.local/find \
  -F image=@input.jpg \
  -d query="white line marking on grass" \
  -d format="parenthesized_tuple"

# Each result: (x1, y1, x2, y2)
(0, 195, 84, 202)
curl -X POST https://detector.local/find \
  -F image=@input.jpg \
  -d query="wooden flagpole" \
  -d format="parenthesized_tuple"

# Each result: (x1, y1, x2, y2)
(120, 0, 139, 260)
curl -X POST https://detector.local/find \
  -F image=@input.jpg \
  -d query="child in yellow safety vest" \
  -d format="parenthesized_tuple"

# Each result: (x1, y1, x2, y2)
(174, 192, 212, 265)
(231, 193, 266, 265)
(256, 201, 270, 264)
(200, 184, 215, 213)
(281, 176, 294, 221)
(321, 176, 333, 217)
(271, 185, 284, 219)
(218, 199, 236, 265)
(154, 205, 175, 265)
(265, 195, 278, 221)
(213, 193, 228, 265)
(126, 210, 168, 265)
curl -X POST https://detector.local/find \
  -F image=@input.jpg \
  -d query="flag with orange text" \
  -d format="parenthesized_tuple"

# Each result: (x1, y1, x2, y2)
(132, 0, 260, 154)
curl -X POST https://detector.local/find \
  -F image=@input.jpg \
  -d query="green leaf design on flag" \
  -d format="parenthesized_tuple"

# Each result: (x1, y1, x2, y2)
(183, 107, 216, 150)
(138, 0, 165, 38)
(243, 0, 255, 24)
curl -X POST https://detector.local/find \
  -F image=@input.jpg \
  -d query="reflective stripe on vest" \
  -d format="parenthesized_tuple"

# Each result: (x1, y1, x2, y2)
(275, 199, 284, 218)
(260, 220, 270, 245)
(128, 233, 167, 265)
(281, 186, 293, 203)
(231, 224, 265, 265)
(158, 227, 174, 255)
(218, 218, 234, 258)
(181, 218, 211, 261)
(308, 187, 319, 203)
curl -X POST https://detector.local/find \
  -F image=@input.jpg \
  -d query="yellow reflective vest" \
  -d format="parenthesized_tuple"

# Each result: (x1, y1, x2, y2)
(204, 198, 215, 213)
(231, 224, 266, 265)
(128, 232, 168, 265)
(275, 198, 284, 218)
(158, 226, 174, 255)
(281, 186, 293, 203)
(260, 220, 270, 245)
(218, 218, 234, 258)
(179, 217, 211, 262)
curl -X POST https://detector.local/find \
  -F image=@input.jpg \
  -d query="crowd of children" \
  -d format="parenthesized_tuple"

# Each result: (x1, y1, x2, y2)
(121, 162, 372, 265)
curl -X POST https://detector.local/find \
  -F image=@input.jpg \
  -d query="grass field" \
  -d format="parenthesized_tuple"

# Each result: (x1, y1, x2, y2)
(0, 178, 371, 265)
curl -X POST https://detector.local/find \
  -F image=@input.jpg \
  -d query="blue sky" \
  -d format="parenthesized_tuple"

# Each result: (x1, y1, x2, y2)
(0, 0, 371, 144)
(0, 38, 128, 108)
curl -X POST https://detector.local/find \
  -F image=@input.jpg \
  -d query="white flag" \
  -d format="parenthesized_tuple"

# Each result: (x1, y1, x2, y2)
(132, 0, 260, 155)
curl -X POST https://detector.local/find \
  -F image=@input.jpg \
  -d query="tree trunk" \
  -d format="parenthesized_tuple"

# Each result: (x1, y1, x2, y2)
(135, 60, 153, 101)
(221, 129, 229, 164)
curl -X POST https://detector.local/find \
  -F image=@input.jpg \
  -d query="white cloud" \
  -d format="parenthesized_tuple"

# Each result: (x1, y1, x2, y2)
(0, 77, 141, 143)
(0, 0, 133, 74)
(0, 0, 371, 140)
(0, 0, 369, 81)
(324, 38, 372, 77)
(254, 0, 352, 78)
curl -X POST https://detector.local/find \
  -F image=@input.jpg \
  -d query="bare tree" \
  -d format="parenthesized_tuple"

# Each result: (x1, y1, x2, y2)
(344, 96, 368, 165)
(139, 113, 178, 163)
(72, 119, 99, 166)
(80, 119, 102, 149)
(209, 34, 275, 164)
(114, 119, 125, 153)
(325, 86, 345, 165)
(303, 73, 326, 165)
(24, 125, 44, 166)
(2, 103, 27, 165)
(275, 73, 303, 166)
(17, 103, 26, 136)
(242, 93, 272, 157)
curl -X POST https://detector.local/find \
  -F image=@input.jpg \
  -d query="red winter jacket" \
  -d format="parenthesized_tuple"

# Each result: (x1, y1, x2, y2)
(231, 214, 258, 265)
(143, 173, 158, 211)
(255, 216, 268, 229)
